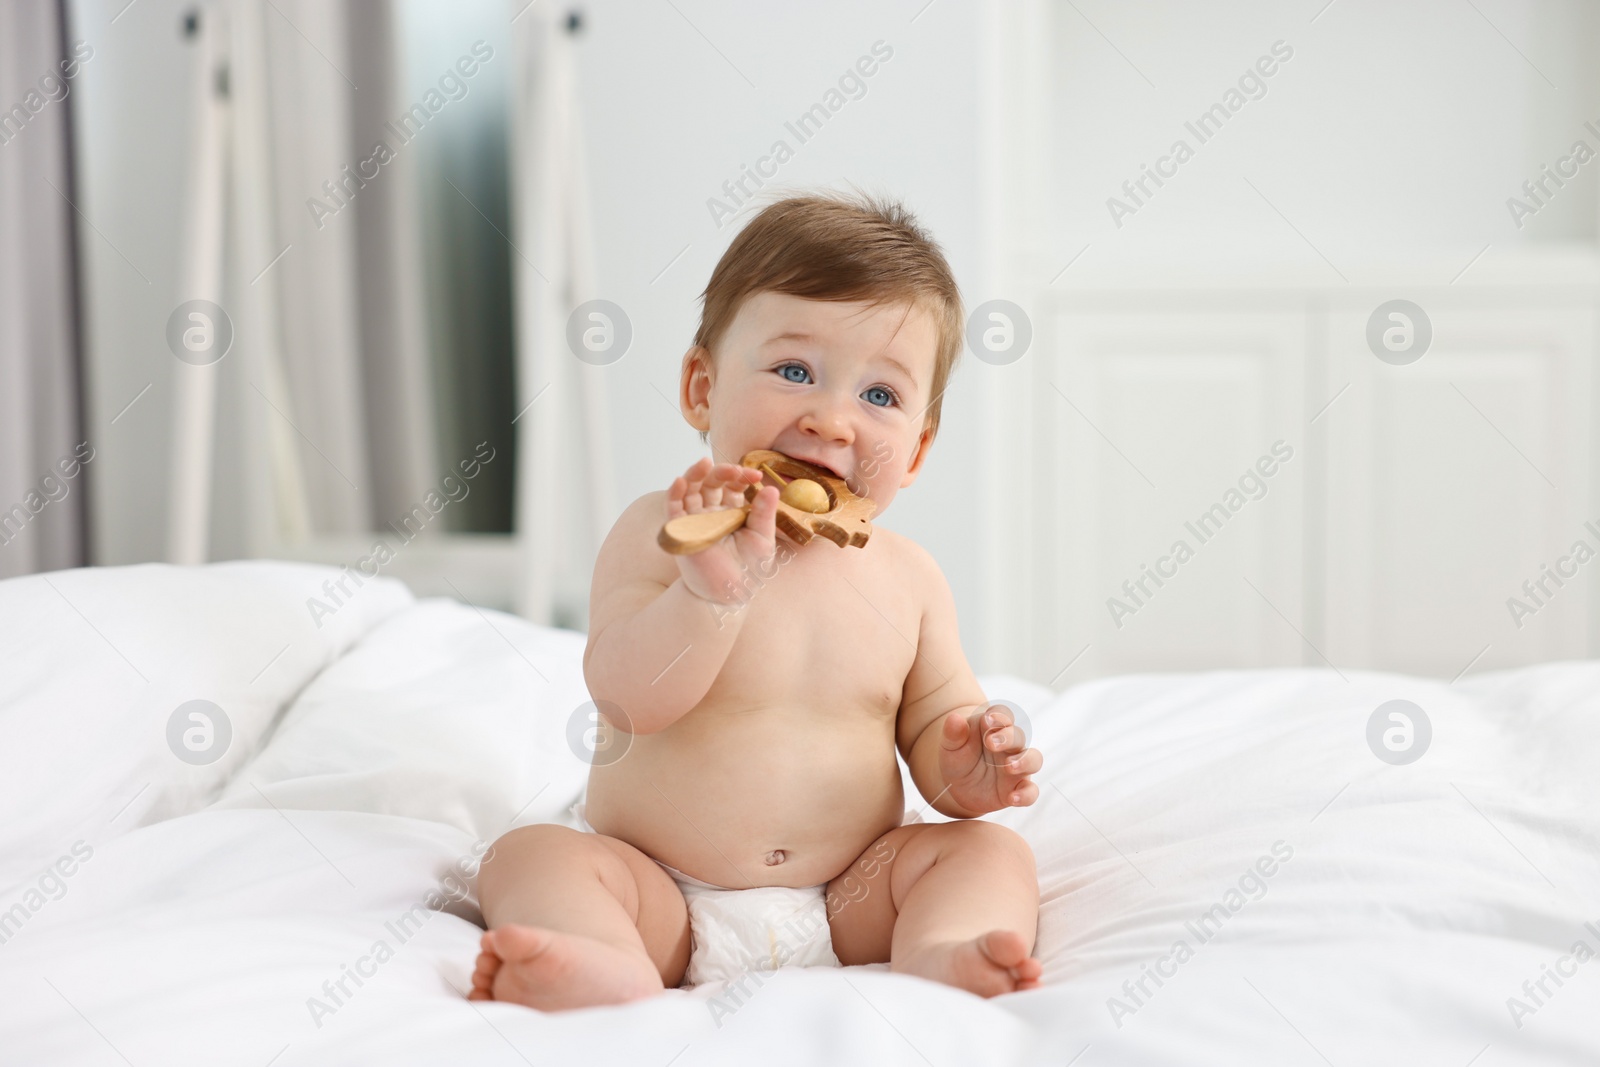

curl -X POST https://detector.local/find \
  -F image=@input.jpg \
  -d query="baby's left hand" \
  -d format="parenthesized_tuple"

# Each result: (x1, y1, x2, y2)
(938, 704, 1043, 815)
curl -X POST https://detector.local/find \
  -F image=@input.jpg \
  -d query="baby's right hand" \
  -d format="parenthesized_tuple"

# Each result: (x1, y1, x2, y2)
(666, 457, 780, 604)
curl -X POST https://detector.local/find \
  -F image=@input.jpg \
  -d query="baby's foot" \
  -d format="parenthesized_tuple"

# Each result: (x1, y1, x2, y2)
(467, 924, 664, 1011)
(893, 930, 1044, 998)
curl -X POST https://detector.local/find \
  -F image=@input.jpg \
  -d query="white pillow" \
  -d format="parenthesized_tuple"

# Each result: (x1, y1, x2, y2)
(216, 599, 595, 843)
(0, 561, 412, 887)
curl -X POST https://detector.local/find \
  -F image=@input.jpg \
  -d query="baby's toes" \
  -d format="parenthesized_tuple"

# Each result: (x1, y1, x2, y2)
(468, 945, 503, 1001)
(977, 929, 1031, 971)
(488, 923, 553, 962)
(1012, 955, 1044, 982)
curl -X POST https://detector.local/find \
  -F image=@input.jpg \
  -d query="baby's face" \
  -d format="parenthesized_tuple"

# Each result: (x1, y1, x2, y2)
(681, 292, 939, 515)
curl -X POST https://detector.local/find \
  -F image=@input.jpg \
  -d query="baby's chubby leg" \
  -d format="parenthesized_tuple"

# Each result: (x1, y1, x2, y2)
(469, 824, 691, 1010)
(826, 820, 1041, 997)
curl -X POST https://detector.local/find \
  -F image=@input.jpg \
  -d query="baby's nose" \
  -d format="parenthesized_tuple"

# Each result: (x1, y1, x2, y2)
(798, 395, 855, 443)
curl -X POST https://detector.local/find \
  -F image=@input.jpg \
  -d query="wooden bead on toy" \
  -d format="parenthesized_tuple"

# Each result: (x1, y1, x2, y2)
(779, 478, 829, 513)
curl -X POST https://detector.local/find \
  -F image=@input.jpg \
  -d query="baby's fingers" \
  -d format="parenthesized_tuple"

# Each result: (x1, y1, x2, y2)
(665, 475, 690, 519)
(980, 705, 1028, 751)
(942, 709, 980, 752)
(733, 485, 779, 560)
(667, 458, 714, 517)
(701, 463, 764, 509)
(742, 484, 779, 540)
(1003, 777, 1039, 807)
(683, 462, 727, 512)
(983, 723, 1027, 756)
(1000, 747, 1043, 776)
(703, 462, 761, 487)
(981, 704, 1014, 730)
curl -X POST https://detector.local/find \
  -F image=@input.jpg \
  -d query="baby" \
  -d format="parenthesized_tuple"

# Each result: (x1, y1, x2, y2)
(469, 194, 1044, 1009)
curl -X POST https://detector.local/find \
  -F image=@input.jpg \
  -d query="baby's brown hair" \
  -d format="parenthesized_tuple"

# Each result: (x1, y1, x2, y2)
(691, 192, 964, 443)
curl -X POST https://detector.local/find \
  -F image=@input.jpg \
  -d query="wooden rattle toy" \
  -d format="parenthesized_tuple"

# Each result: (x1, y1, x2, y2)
(657, 449, 876, 555)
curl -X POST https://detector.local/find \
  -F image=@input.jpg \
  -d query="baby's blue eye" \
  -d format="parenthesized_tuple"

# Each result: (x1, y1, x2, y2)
(862, 385, 897, 408)
(777, 363, 811, 384)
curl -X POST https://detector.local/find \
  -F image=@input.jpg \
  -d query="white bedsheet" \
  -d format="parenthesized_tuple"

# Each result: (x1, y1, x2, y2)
(1, 561, 1596, 1065)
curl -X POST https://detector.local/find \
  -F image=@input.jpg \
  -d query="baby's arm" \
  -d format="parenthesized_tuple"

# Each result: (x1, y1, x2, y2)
(895, 546, 1043, 819)
(584, 460, 779, 735)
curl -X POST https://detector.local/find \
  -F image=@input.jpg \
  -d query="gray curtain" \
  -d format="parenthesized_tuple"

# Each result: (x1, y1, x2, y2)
(347, 0, 440, 532)
(258, 0, 440, 535)
(0, 0, 89, 579)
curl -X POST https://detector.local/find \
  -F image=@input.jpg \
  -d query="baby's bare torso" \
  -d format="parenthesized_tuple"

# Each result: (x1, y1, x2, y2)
(584, 510, 922, 890)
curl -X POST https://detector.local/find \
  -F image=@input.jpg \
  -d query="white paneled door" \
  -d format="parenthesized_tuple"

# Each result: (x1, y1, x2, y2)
(1018, 299, 1309, 683)
(997, 283, 1598, 687)
(1322, 297, 1597, 678)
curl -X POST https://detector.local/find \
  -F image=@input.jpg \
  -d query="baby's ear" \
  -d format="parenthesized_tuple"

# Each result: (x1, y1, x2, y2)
(679, 344, 715, 433)
(900, 426, 935, 486)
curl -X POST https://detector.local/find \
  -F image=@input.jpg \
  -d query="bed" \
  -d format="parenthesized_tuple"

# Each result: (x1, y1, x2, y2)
(2, 561, 1596, 1065)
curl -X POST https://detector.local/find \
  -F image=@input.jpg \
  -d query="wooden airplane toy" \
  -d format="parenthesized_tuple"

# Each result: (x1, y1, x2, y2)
(657, 449, 876, 555)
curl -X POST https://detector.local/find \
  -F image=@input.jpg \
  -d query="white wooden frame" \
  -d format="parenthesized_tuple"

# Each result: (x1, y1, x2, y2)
(192, 0, 611, 621)
(166, 8, 230, 566)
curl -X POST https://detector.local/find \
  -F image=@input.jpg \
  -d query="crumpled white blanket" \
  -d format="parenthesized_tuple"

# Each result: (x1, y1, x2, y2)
(0, 561, 1596, 1065)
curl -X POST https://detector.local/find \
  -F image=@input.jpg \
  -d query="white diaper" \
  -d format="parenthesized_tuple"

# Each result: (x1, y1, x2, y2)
(569, 801, 878, 988)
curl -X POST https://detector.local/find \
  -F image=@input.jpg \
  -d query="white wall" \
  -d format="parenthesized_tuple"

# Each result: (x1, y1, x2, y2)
(1036, 0, 1599, 272)
(566, 0, 993, 655)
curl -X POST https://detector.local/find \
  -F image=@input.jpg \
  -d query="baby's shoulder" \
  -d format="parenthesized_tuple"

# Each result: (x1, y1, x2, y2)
(623, 488, 670, 521)
(868, 526, 946, 590)
(602, 490, 668, 547)
(595, 490, 676, 579)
